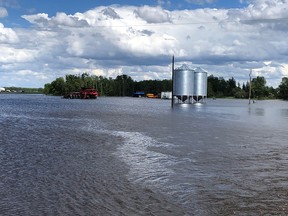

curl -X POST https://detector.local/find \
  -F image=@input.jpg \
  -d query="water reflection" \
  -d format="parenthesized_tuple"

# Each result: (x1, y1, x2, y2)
(281, 109, 288, 118)
(248, 107, 265, 116)
(172, 102, 206, 110)
(170, 99, 288, 130)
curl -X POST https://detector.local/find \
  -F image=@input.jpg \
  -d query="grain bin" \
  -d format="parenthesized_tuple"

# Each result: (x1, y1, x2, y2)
(173, 64, 194, 103)
(193, 67, 207, 103)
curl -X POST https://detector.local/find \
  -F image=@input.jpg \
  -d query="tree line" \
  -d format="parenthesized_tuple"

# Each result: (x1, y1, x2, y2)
(44, 73, 172, 97)
(44, 73, 288, 100)
(1, 87, 44, 93)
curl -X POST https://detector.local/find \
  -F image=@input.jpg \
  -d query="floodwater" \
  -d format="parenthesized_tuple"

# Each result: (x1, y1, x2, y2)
(1, 94, 288, 215)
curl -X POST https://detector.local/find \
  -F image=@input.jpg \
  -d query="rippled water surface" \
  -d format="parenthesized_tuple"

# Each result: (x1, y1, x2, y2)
(1, 94, 288, 215)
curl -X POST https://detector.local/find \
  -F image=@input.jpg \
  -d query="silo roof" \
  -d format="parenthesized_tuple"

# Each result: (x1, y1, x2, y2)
(194, 67, 207, 73)
(175, 64, 193, 70)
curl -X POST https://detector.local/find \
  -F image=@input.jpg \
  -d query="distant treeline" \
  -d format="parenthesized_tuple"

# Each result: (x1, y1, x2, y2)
(44, 73, 172, 97)
(2, 87, 44, 94)
(44, 73, 288, 100)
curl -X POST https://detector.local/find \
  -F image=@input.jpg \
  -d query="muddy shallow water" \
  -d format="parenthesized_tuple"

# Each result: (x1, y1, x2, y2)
(1, 94, 288, 215)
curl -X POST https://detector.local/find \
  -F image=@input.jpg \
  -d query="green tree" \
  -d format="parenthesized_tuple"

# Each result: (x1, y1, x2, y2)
(50, 77, 65, 95)
(207, 75, 218, 97)
(114, 75, 134, 96)
(251, 76, 267, 99)
(65, 74, 82, 93)
(278, 77, 288, 100)
(233, 87, 246, 98)
(226, 77, 237, 97)
(44, 83, 52, 95)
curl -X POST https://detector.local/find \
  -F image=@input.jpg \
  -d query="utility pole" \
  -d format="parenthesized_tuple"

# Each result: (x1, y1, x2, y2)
(171, 55, 175, 108)
(248, 69, 252, 104)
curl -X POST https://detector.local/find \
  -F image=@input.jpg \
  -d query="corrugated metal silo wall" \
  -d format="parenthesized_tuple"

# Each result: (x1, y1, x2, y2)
(194, 72, 207, 97)
(173, 69, 194, 96)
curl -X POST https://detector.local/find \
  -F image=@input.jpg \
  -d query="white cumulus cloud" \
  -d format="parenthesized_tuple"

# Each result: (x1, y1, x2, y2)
(134, 6, 172, 23)
(0, 23, 18, 43)
(1, 0, 288, 88)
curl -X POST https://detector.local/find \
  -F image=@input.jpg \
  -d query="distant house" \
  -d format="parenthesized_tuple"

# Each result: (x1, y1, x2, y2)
(0, 87, 5, 92)
(161, 91, 172, 99)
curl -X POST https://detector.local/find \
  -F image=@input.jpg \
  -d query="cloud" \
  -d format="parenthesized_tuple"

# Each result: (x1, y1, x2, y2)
(21, 13, 50, 26)
(1, 1, 288, 88)
(0, 0, 19, 9)
(0, 46, 36, 63)
(51, 12, 89, 27)
(134, 6, 171, 23)
(101, 7, 121, 19)
(185, 0, 216, 5)
(0, 23, 18, 42)
(226, 0, 288, 30)
(0, 7, 7, 17)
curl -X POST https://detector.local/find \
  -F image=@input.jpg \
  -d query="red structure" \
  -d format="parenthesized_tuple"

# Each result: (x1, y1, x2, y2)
(64, 88, 98, 99)
(80, 88, 98, 99)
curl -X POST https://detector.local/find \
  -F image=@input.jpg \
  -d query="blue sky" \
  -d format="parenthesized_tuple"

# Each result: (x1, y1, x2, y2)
(1, 0, 288, 88)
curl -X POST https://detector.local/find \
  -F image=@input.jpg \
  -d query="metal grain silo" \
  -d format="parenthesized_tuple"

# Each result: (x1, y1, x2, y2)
(193, 67, 207, 103)
(173, 64, 194, 103)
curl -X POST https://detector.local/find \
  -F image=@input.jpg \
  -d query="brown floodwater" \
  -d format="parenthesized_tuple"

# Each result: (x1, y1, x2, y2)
(1, 94, 288, 215)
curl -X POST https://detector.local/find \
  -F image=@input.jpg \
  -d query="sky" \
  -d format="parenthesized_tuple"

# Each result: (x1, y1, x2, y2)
(1, 0, 288, 88)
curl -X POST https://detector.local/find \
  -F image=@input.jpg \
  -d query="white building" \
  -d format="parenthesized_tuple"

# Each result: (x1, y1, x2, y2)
(161, 91, 172, 99)
(0, 87, 5, 92)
